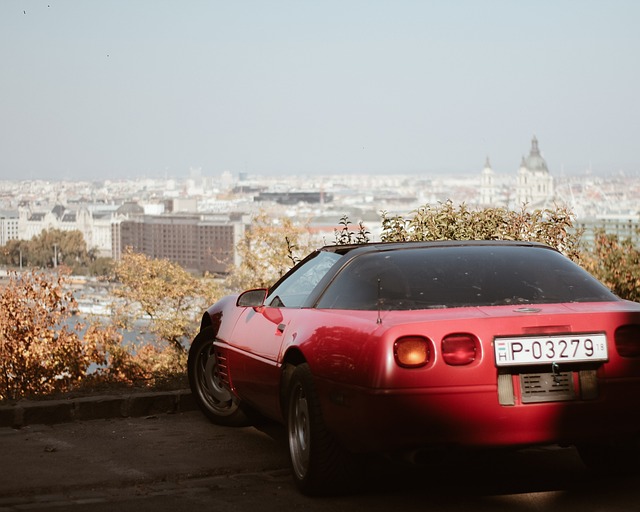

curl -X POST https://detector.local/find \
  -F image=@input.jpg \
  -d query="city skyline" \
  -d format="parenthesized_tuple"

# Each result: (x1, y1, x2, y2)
(2, 1, 640, 181)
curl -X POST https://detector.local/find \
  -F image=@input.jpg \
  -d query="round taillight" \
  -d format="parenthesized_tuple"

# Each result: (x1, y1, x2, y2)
(394, 336, 430, 368)
(615, 325, 640, 357)
(442, 334, 477, 365)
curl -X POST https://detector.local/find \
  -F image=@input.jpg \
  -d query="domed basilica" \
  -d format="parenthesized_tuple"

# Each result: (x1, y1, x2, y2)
(479, 136, 555, 208)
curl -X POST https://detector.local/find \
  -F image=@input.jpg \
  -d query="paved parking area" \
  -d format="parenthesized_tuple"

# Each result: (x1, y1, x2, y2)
(1, 407, 640, 512)
(0, 410, 293, 510)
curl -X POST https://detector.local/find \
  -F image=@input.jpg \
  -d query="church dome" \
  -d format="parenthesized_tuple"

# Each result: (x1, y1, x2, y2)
(523, 136, 549, 173)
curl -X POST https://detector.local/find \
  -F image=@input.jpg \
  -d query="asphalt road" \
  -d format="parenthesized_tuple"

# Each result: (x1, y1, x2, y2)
(1, 410, 639, 512)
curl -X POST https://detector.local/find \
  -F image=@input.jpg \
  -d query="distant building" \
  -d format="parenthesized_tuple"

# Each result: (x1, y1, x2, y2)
(114, 213, 248, 274)
(478, 136, 555, 209)
(17, 203, 136, 258)
(255, 191, 333, 205)
(168, 198, 198, 213)
(515, 136, 555, 207)
(110, 202, 145, 260)
(479, 157, 498, 205)
(0, 211, 19, 246)
(576, 214, 640, 248)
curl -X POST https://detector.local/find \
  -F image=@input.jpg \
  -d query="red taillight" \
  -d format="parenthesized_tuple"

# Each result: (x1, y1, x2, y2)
(615, 325, 640, 357)
(442, 334, 477, 365)
(394, 336, 430, 368)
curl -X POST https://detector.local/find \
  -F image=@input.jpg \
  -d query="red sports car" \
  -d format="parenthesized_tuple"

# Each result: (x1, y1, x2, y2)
(188, 240, 640, 495)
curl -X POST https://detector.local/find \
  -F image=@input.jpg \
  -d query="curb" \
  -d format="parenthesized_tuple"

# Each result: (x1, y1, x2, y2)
(0, 389, 197, 429)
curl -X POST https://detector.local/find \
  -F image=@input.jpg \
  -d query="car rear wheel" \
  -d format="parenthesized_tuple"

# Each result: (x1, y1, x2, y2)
(188, 328, 251, 427)
(287, 363, 352, 495)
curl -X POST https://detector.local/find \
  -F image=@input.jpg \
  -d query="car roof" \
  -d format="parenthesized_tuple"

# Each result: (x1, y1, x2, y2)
(319, 239, 553, 256)
(306, 239, 614, 310)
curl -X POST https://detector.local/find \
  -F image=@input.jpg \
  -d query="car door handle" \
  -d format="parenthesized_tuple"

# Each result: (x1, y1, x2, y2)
(277, 323, 286, 333)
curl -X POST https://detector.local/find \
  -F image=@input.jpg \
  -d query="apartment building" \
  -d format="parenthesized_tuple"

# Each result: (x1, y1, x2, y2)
(0, 211, 19, 246)
(577, 214, 640, 248)
(18, 203, 124, 258)
(114, 213, 247, 274)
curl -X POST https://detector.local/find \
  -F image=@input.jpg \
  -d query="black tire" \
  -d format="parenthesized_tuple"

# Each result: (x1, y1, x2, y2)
(287, 363, 352, 495)
(187, 328, 251, 427)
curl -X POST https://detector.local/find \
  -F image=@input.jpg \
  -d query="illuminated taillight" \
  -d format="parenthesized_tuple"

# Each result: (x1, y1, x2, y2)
(442, 334, 477, 365)
(394, 336, 430, 368)
(615, 325, 640, 357)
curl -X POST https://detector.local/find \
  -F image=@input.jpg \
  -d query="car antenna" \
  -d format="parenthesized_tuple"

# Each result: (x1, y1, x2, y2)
(377, 278, 382, 324)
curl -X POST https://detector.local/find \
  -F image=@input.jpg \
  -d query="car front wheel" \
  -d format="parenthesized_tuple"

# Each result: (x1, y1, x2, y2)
(188, 328, 251, 427)
(287, 363, 351, 495)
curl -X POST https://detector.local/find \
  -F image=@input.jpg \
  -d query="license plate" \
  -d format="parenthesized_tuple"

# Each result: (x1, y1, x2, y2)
(494, 333, 608, 367)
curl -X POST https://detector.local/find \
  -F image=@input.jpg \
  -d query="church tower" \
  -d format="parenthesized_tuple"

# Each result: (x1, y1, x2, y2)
(479, 156, 498, 205)
(515, 136, 554, 207)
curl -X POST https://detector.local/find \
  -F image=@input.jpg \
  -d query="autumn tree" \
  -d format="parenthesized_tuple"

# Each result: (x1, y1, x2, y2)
(111, 249, 220, 353)
(224, 212, 316, 291)
(0, 239, 29, 267)
(88, 256, 114, 277)
(0, 269, 104, 401)
(0, 228, 100, 273)
(581, 229, 640, 302)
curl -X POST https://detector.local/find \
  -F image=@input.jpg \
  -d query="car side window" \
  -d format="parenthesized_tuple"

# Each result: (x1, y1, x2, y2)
(266, 251, 342, 308)
(316, 253, 410, 310)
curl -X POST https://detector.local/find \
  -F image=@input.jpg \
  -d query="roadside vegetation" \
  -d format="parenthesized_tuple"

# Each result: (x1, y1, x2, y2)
(0, 202, 638, 401)
(0, 228, 112, 276)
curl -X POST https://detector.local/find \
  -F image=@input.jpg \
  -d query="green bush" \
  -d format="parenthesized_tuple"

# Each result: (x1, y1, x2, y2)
(380, 201, 583, 260)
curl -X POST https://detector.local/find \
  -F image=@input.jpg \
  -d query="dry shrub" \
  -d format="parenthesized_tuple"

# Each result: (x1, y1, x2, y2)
(0, 270, 103, 400)
(0, 267, 191, 401)
(82, 321, 186, 389)
(581, 229, 640, 302)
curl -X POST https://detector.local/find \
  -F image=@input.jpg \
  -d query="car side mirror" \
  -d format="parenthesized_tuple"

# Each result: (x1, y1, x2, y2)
(237, 288, 268, 308)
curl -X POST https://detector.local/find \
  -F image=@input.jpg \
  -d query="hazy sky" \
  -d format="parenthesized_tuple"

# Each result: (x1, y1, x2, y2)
(1, 1, 639, 181)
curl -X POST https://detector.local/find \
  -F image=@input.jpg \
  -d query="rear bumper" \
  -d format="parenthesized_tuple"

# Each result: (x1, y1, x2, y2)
(318, 378, 640, 453)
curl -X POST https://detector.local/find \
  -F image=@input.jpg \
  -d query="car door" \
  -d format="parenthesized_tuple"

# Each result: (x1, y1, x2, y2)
(226, 250, 344, 419)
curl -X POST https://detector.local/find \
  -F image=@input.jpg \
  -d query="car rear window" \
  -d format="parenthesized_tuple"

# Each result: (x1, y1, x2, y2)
(316, 245, 618, 310)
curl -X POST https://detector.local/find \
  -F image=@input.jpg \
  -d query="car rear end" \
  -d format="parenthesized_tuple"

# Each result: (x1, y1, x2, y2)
(320, 301, 640, 453)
